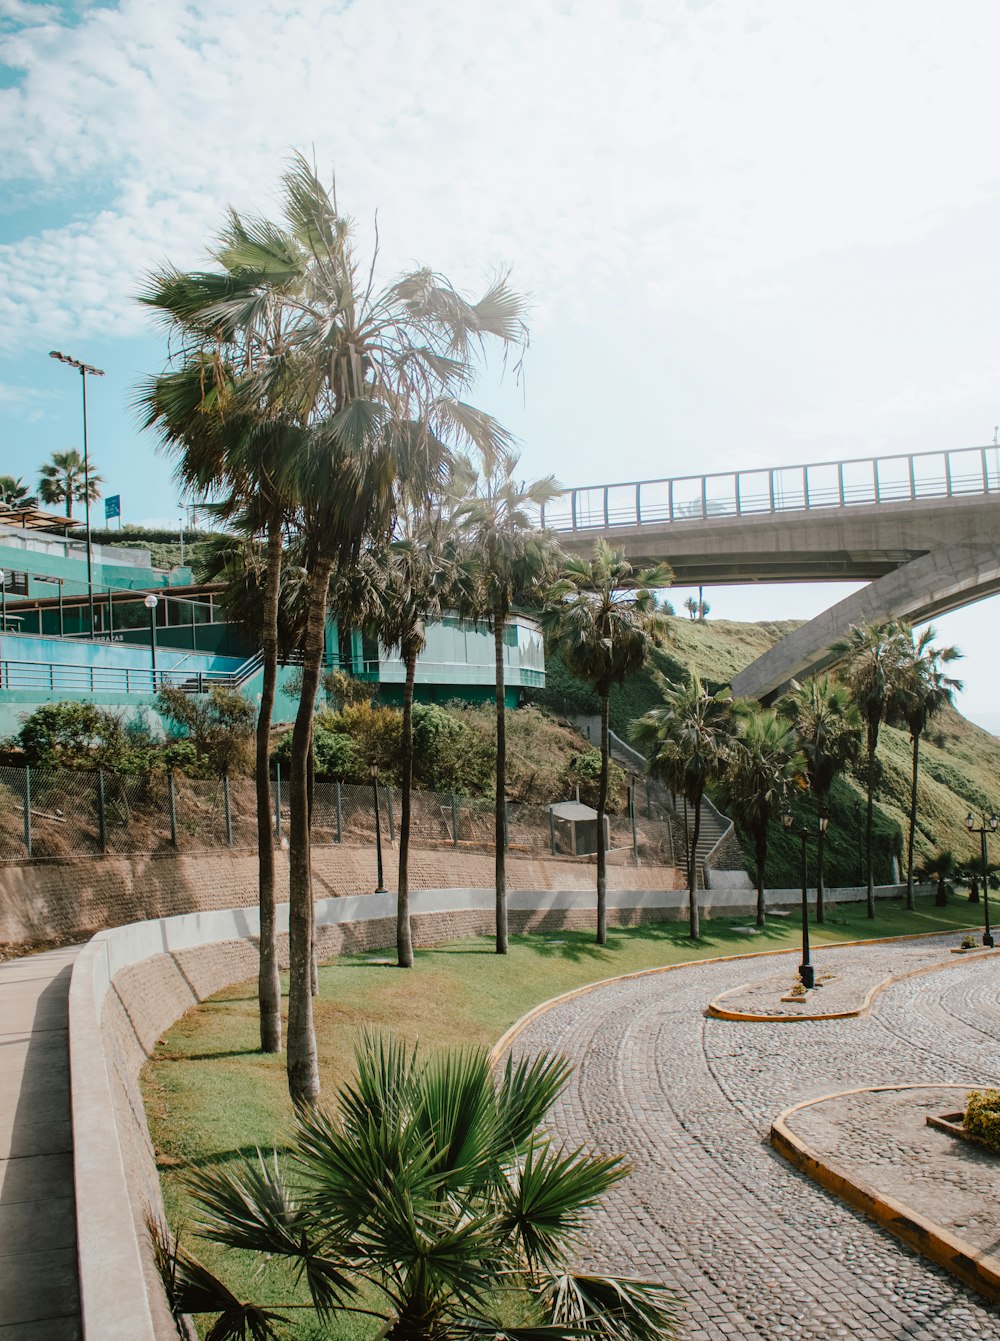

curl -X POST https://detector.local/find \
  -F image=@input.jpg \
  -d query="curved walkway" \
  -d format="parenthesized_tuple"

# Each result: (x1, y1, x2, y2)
(0, 945, 80, 1339)
(509, 936, 1000, 1341)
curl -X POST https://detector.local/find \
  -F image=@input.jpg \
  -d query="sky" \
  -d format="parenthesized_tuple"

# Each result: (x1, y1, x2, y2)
(2, 0, 1000, 728)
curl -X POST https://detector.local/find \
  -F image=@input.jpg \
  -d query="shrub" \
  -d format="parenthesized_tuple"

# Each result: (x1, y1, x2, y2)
(411, 703, 494, 796)
(156, 686, 255, 776)
(15, 701, 156, 773)
(568, 748, 627, 810)
(272, 727, 362, 781)
(965, 1089, 1000, 1150)
(316, 701, 403, 783)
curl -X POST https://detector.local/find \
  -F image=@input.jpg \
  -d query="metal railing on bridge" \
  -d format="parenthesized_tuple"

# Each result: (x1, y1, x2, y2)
(540, 444, 1000, 532)
(0, 651, 263, 697)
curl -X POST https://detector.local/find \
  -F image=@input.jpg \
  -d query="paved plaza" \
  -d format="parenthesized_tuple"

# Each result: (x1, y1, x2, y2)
(510, 936, 1000, 1341)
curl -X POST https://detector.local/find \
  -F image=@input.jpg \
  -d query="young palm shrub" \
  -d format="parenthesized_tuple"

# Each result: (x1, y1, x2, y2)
(777, 676, 862, 922)
(893, 624, 963, 910)
(543, 541, 671, 944)
(158, 1033, 680, 1341)
(721, 707, 806, 928)
(631, 671, 735, 938)
(830, 622, 910, 918)
(457, 454, 560, 954)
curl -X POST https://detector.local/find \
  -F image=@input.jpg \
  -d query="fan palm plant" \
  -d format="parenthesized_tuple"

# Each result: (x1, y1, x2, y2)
(0, 475, 36, 509)
(777, 676, 862, 922)
(893, 624, 963, 910)
(631, 672, 735, 938)
(456, 454, 560, 954)
(38, 448, 103, 518)
(158, 1032, 680, 1341)
(543, 541, 671, 944)
(830, 621, 910, 918)
(721, 707, 806, 927)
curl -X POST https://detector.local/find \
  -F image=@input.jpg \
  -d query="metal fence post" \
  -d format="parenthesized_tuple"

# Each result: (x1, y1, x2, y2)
(630, 783, 638, 863)
(273, 760, 282, 841)
(387, 786, 395, 843)
(167, 771, 178, 848)
(22, 765, 32, 857)
(223, 772, 233, 848)
(335, 781, 343, 843)
(451, 794, 459, 847)
(548, 807, 557, 856)
(97, 770, 107, 853)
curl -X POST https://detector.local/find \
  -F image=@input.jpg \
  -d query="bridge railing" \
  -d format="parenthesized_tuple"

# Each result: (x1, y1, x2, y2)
(540, 444, 1000, 532)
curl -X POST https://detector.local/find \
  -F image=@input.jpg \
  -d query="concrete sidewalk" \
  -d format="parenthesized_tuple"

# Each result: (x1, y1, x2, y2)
(0, 944, 80, 1340)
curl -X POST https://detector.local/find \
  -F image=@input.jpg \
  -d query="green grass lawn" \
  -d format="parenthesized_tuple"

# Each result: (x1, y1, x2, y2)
(143, 895, 982, 1338)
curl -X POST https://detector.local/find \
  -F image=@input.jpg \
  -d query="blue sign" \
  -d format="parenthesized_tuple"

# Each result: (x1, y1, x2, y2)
(104, 494, 121, 520)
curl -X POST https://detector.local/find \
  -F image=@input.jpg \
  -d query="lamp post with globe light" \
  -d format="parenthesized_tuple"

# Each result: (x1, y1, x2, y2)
(144, 593, 158, 686)
(965, 811, 999, 947)
(370, 762, 386, 894)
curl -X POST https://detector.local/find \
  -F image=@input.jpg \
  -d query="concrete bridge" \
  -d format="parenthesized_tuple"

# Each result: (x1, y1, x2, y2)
(542, 444, 1000, 701)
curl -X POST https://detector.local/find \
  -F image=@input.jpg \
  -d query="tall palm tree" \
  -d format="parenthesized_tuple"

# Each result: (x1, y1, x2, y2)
(457, 454, 559, 954)
(159, 1033, 680, 1341)
(894, 624, 963, 910)
(632, 671, 734, 938)
(778, 675, 862, 922)
(543, 540, 671, 944)
(187, 157, 526, 1106)
(38, 448, 103, 518)
(0, 475, 36, 509)
(720, 706, 806, 927)
(138, 274, 308, 1058)
(369, 502, 473, 967)
(831, 621, 909, 918)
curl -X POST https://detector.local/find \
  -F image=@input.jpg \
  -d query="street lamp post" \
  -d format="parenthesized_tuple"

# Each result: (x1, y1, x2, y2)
(144, 593, 158, 687)
(0, 569, 6, 632)
(782, 810, 829, 990)
(965, 812, 999, 947)
(371, 762, 386, 893)
(49, 350, 105, 637)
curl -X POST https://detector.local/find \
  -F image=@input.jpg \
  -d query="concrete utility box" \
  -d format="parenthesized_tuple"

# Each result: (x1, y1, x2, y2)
(548, 800, 610, 857)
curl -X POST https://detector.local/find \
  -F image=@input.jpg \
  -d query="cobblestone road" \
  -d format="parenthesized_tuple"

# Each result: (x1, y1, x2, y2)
(510, 936, 1000, 1340)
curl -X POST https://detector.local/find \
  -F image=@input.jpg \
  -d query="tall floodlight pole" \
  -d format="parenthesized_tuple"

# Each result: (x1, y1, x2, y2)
(49, 351, 105, 637)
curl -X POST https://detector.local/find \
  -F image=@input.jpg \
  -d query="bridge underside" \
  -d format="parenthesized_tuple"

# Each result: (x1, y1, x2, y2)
(551, 493, 1000, 701)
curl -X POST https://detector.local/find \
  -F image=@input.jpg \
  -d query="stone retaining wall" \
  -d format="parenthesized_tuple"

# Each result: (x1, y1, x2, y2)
(0, 844, 685, 949)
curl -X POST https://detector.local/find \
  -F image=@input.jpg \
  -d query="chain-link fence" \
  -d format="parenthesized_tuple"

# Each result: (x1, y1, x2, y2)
(0, 761, 679, 866)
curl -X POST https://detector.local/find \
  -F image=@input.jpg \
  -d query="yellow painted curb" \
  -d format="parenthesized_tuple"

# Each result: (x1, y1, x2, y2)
(771, 1084, 1000, 1304)
(488, 924, 981, 1065)
(707, 947, 1000, 1023)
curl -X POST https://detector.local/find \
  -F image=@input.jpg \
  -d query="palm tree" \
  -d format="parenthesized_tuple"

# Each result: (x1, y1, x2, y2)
(894, 624, 963, 910)
(831, 621, 909, 918)
(920, 848, 956, 907)
(0, 475, 36, 509)
(370, 502, 473, 967)
(721, 707, 806, 927)
(778, 675, 862, 922)
(543, 540, 671, 944)
(159, 1032, 680, 1341)
(184, 157, 526, 1106)
(38, 448, 103, 518)
(138, 270, 308, 1058)
(632, 671, 735, 938)
(457, 454, 560, 954)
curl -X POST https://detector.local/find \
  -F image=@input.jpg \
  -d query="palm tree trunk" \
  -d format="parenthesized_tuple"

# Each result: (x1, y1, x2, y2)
(906, 730, 919, 911)
(688, 785, 702, 939)
(396, 647, 417, 968)
(308, 743, 318, 996)
(816, 805, 827, 924)
(865, 720, 877, 919)
(755, 831, 767, 927)
(286, 552, 332, 1108)
(256, 517, 283, 1054)
(494, 608, 508, 955)
(596, 686, 610, 946)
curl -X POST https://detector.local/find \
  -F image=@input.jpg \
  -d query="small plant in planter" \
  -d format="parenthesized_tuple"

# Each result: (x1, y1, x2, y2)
(965, 1089, 1000, 1151)
(961, 934, 978, 950)
(789, 980, 808, 997)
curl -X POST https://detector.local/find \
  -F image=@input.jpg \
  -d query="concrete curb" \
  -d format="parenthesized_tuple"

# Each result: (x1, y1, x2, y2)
(706, 945, 999, 1022)
(770, 1084, 1000, 1304)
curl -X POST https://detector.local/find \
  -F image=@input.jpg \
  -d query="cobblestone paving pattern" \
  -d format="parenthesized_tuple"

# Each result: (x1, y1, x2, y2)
(511, 936, 1000, 1340)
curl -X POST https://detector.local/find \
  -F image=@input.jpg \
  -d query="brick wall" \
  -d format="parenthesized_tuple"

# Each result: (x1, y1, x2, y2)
(0, 844, 683, 951)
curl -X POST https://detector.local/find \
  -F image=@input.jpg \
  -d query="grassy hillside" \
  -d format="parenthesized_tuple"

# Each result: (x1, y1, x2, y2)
(532, 612, 1000, 884)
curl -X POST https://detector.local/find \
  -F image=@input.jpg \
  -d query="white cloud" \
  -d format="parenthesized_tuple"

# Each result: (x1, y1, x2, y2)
(2, 0, 1000, 354)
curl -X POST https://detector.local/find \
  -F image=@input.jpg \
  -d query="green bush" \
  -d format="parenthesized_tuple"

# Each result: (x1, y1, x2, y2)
(964, 1089, 1000, 1150)
(156, 686, 255, 776)
(316, 701, 403, 784)
(411, 703, 494, 796)
(272, 727, 361, 781)
(568, 748, 627, 810)
(14, 701, 157, 773)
